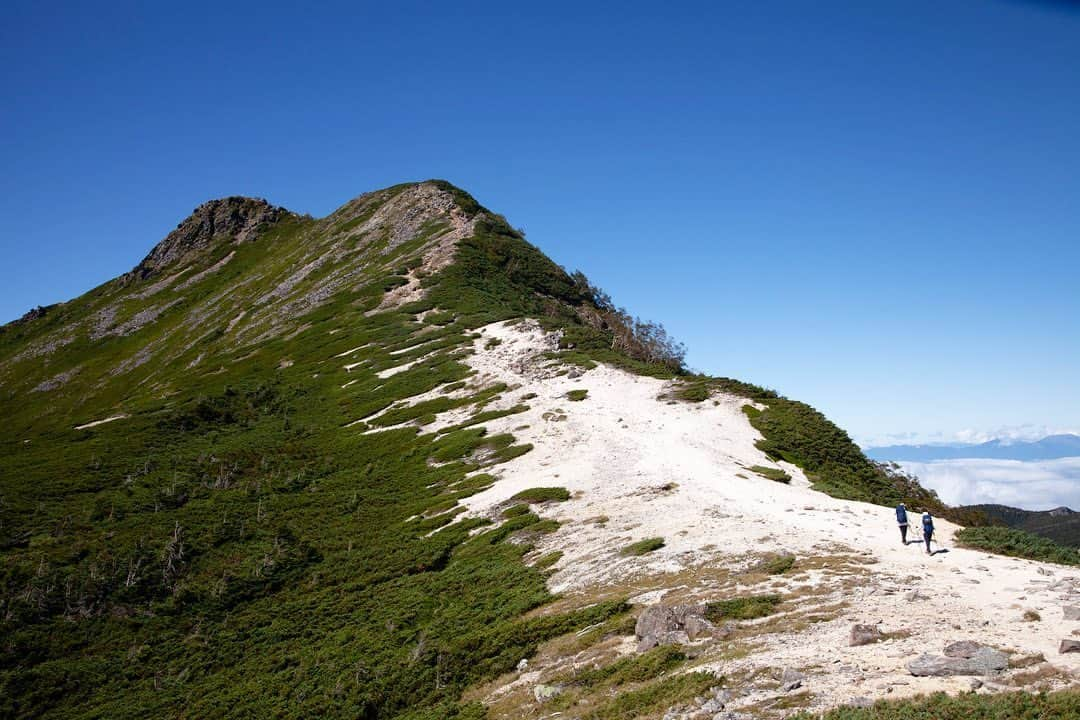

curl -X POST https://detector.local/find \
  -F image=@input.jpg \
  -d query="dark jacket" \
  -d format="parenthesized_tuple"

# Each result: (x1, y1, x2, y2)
(896, 505, 908, 525)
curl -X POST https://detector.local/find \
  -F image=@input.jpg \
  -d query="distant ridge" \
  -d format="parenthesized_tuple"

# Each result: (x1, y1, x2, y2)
(959, 503, 1080, 548)
(865, 433, 1080, 462)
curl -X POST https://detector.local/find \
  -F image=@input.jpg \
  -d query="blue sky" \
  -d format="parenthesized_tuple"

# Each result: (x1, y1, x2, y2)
(2, 0, 1078, 445)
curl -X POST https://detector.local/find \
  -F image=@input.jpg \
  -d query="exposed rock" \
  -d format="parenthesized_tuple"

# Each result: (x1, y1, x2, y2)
(128, 197, 287, 281)
(849, 624, 885, 646)
(516, 658, 528, 671)
(533, 683, 563, 702)
(636, 604, 718, 651)
(907, 647, 1008, 676)
(780, 667, 805, 692)
(944, 640, 985, 658)
(904, 589, 927, 602)
(849, 697, 874, 708)
(1059, 639, 1080, 654)
(1063, 606, 1080, 621)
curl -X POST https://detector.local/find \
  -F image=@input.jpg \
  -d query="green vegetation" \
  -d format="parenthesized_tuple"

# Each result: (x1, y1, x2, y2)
(501, 503, 531, 518)
(566, 389, 588, 401)
(705, 594, 781, 622)
(582, 672, 717, 719)
(565, 645, 687, 688)
(532, 551, 563, 570)
(509, 486, 571, 504)
(959, 503, 1080, 548)
(792, 690, 1080, 719)
(621, 537, 665, 556)
(674, 382, 710, 402)
(545, 646, 717, 720)
(749, 464, 792, 484)
(756, 554, 796, 575)
(955, 526, 1080, 566)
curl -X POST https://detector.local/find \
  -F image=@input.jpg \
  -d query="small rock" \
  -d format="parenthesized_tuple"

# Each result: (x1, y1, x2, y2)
(1038, 566, 1053, 576)
(516, 658, 528, 671)
(849, 697, 874, 708)
(850, 624, 885, 646)
(1060, 639, 1080, 654)
(700, 698, 723, 713)
(905, 589, 926, 602)
(533, 684, 563, 703)
(1063, 606, 1080, 621)
(970, 678, 983, 690)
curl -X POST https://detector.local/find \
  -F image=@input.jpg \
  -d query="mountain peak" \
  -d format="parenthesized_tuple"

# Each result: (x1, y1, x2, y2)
(128, 196, 289, 281)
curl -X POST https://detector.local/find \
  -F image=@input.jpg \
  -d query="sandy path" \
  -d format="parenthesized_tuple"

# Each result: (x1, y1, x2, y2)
(444, 321, 1080, 710)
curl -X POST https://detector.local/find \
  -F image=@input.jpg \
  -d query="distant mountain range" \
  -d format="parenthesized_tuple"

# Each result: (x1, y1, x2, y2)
(959, 504, 1080, 548)
(865, 434, 1080, 462)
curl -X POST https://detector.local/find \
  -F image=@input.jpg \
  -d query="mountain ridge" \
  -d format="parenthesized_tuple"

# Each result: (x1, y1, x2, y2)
(3, 181, 1077, 719)
(865, 433, 1080, 462)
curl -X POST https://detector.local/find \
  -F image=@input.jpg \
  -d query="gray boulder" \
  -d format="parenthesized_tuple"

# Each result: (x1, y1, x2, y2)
(1062, 606, 1080, 621)
(636, 604, 718, 652)
(1060, 639, 1080, 654)
(849, 624, 885, 646)
(907, 647, 1008, 676)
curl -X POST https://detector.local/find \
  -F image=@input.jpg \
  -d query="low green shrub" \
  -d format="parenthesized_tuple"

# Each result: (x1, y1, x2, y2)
(675, 383, 710, 402)
(568, 645, 686, 688)
(749, 465, 792, 483)
(533, 551, 563, 569)
(757, 554, 795, 575)
(705, 594, 781, 621)
(955, 526, 1080, 566)
(566, 389, 588, 401)
(502, 503, 531, 518)
(622, 537, 665, 556)
(510, 487, 571, 504)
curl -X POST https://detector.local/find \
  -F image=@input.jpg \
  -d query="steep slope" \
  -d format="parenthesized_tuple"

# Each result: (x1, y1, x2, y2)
(2, 182, 1078, 720)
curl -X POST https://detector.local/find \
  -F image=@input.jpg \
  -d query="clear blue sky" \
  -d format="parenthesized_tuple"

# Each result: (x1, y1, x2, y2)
(2, 0, 1078, 445)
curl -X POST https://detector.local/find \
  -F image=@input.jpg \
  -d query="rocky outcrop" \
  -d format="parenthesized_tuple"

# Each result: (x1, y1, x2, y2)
(636, 604, 725, 652)
(127, 197, 287, 281)
(907, 642, 1008, 676)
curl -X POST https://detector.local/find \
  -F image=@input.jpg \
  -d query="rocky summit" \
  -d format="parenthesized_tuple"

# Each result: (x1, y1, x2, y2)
(2, 181, 1079, 719)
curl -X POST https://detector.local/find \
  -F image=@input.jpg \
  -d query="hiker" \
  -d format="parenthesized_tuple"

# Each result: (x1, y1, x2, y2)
(895, 502, 909, 544)
(922, 511, 935, 554)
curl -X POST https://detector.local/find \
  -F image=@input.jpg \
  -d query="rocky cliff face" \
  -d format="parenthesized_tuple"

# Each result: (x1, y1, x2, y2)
(127, 196, 288, 281)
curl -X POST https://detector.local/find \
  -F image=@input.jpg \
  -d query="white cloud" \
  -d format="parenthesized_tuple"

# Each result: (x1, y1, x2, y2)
(899, 457, 1080, 511)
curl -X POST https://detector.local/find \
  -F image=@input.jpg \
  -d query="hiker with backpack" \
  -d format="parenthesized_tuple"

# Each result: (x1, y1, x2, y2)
(922, 511, 935, 554)
(895, 503, 909, 544)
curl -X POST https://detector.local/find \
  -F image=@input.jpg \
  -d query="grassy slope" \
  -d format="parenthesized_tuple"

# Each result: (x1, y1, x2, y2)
(0, 189, 629, 719)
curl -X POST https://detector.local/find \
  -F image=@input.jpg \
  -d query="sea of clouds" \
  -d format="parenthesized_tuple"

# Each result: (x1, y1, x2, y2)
(899, 457, 1080, 511)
